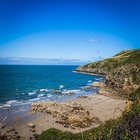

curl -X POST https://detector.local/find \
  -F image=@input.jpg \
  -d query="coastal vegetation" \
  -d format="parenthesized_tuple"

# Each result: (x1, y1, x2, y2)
(38, 49, 140, 140)
(76, 49, 140, 99)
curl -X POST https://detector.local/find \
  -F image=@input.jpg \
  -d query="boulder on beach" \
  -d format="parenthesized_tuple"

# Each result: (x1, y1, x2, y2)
(27, 123, 35, 128)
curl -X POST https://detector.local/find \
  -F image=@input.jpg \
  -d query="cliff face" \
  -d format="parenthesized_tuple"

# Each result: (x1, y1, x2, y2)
(76, 49, 140, 97)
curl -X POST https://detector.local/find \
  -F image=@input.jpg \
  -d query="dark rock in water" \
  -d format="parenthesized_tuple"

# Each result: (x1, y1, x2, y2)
(53, 90, 62, 94)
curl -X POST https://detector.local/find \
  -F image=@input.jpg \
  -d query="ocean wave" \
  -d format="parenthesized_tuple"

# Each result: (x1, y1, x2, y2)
(88, 80, 92, 83)
(28, 92, 36, 96)
(28, 97, 41, 102)
(47, 94, 53, 98)
(59, 85, 64, 89)
(81, 86, 92, 90)
(0, 104, 11, 109)
(86, 83, 92, 86)
(6, 100, 17, 104)
(58, 96, 62, 98)
(0, 100, 19, 109)
(63, 89, 67, 92)
(62, 89, 81, 94)
(40, 88, 48, 92)
(0, 85, 97, 110)
(95, 77, 103, 81)
(37, 94, 44, 97)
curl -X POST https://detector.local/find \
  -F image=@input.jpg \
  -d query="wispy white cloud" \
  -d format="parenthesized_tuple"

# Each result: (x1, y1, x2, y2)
(87, 39, 99, 43)
(0, 57, 89, 65)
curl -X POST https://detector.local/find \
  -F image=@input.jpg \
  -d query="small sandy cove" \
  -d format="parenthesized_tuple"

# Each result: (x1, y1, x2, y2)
(0, 94, 126, 140)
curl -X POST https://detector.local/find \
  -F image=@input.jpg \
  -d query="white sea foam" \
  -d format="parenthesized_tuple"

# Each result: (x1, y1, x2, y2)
(81, 86, 91, 90)
(28, 92, 36, 96)
(47, 94, 53, 98)
(6, 100, 17, 104)
(95, 78, 103, 81)
(0, 104, 11, 109)
(28, 98, 40, 102)
(63, 89, 67, 92)
(58, 96, 62, 98)
(88, 80, 92, 83)
(62, 89, 81, 94)
(1, 100, 23, 108)
(0, 100, 18, 109)
(38, 94, 44, 97)
(45, 89, 49, 92)
(59, 85, 64, 89)
(40, 89, 47, 92)
(86, 83, 92, 86)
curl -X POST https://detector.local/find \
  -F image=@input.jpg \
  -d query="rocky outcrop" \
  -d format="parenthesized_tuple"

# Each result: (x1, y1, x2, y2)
(31, 101, 100, 128)
(92, 82, 105, 87)
(76, 49, 140, 98)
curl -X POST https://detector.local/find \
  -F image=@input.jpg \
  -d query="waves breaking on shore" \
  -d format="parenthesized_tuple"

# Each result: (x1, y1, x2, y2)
(0, 65, 104, 124)
(0, 80, 101, 110)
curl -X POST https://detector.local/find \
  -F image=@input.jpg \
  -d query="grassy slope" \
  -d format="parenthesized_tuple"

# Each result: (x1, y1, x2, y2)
(37, 49, 140, 139)
(76, 49, 140, 98)
(81, 49, 140, 70)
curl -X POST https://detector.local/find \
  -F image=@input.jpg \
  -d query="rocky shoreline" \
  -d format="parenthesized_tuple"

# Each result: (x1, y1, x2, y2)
(29, 81, 109, 129)
(0, 92, 127, 140)
(31, 100, 100, 128)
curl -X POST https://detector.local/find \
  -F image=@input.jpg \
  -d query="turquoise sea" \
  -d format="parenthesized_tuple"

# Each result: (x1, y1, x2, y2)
(0, 65, 104, 121)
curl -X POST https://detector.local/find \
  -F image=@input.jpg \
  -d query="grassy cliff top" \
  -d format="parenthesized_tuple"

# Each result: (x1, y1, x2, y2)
(80, 48, 140, 71)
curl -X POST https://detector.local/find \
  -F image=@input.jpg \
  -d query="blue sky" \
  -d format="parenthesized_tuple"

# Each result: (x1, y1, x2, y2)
(0, 0, 140, 64)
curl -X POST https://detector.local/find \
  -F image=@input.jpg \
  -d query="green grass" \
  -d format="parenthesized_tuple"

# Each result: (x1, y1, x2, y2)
(38, 119, 119, 140)
(81, 49, 140, 71)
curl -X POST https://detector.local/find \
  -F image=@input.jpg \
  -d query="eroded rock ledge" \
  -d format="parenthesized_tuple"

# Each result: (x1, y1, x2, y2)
(31, 101, 100, 128)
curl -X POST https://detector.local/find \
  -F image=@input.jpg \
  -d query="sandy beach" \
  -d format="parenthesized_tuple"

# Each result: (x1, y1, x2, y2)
(0, 93, 126, 140)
